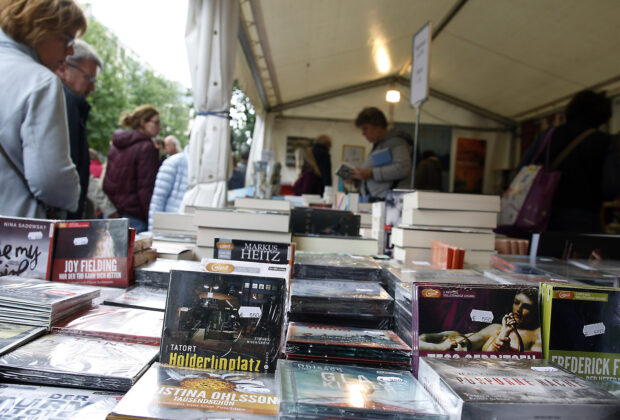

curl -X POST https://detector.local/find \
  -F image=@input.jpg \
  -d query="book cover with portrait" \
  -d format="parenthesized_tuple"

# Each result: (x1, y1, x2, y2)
(51, 219, 130, 287)
(160, 269, 285, 374)
(0, 216, 56, 280)
(412, 284, 542, 375)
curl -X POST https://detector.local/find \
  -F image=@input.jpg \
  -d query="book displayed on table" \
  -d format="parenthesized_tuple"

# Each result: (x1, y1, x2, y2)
(51, 219, 131, 287)
(0, 383, 122, 420)
(213, 238, 294, 266)
(52, 305, 164, 346)
(160, 269, 286, 373)
(0, 322, 46, 356)
(391, 225, 495, 250)
(194, 207, 290, 232)
(0, 334, 158, 391)
(234, 197, 291, 212)
(403, 190, 500, 212)
(418, 358, 620, 419)
(293, 252, 382, 281)
(278, 359, 446, 419)
(0, 276, 99, 327)
(542, 283, 620, 381)
(401, 208, 498, 229)
(104, 285, 167, 311)
(108, 363, 279, 420)
(0, 216, 55, 280)
(134, 258, 203, 289)
(293, 234, 378, 256)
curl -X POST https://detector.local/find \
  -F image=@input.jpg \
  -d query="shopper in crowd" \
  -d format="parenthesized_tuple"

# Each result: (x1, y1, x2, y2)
(55, 39, 102, 219)
(0, 0, 86, 218)
(292, 146, 323, 196)
(148, 142, 189, 231)
(153, 137, 166, 165)
(164, 135, 182, 157)
(103, 105, 161, 233)
(312, 135, 333, 194)
(228, 146, 249, 190)
(86, 149, 117, 219)
(518, 90, 620, 233)
(414, 150, 442, 191)
(352, 107, 412, 201)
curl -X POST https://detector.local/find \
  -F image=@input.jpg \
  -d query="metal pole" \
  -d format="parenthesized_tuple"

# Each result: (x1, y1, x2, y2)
(410, 104, 421, 189)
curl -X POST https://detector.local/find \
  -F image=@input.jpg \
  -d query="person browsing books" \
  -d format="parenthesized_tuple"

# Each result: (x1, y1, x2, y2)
(352, 107, 412, 201)
(292, 146, 323, 195)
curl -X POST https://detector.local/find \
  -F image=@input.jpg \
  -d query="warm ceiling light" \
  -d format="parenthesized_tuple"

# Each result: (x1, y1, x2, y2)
(386, 89, 400, 103)
(375, 45, 391, 74)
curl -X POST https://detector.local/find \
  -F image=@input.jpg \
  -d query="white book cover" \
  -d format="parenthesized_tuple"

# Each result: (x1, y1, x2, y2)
(392, 226, 495, 250)
(234, 197, 291, 212)
(194, 207, 290, 232)
(152, 213, 195, 232)
(293, 235, 378, 256)
(403, 191, 500, 212)
(401, 208, 498, 229)
(393, 246, 495, 266)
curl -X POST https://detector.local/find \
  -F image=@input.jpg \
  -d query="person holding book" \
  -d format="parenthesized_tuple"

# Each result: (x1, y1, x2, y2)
(292, 146, 323, 195)
(0, 0, 86, 218)
(103, 105, 161, 233)
(352, 107, 412, 201)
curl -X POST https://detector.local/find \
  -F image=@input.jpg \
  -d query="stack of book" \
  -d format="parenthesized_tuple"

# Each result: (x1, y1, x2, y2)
(152, 239, 194, 260)
(289, 279, 393, 329)
(393, 191, 499, 266)
(194, 207, 291, 260)
(0, 276, 100, 327)
(0, 334, 158, 391)
(418, 358, 620, 418)
(108, 363, 279, 419)
(52, 305, 164, 345)
(234, 197, 291, 213)
(285, 322, 412, 369)
(430, 240, 465, 269)
(152, 212, 196, 240)
(0, 322, 46, 356)
(278, 360, 446, 419)
(357, 202, 374, 238)
(293, 252, 382, 281)
(132, 232, 156, 268)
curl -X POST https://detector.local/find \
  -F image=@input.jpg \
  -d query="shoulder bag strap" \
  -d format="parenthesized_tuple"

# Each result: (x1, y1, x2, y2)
(550, 128, 596, 171)
(530, 127, 556, 166)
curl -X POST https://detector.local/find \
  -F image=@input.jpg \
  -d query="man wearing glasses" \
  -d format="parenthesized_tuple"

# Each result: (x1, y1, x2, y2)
(55, 40, 102, 219)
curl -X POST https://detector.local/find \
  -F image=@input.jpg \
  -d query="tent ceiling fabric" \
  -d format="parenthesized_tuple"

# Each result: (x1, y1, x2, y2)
(246, 0, 620, 121)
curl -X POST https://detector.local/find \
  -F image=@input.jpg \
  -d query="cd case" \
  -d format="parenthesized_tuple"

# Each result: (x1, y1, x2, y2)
(293, 252, 382, 281)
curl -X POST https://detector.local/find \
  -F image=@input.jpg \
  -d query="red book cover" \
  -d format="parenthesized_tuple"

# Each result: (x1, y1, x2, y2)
(51, 219, 130, 287)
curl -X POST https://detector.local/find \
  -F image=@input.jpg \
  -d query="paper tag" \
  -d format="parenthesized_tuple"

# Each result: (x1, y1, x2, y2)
(239, 307, 262, 318)
(207, 292, 213, 298)
(377, 376, 404, 383)
(356, 288, 373, 292)
(531, 366, 558, 372)
(583, 322, 605, 337)
(470, 309, 493, 323)
(73, 237, 88, 246)
(27, 231, 43, 240)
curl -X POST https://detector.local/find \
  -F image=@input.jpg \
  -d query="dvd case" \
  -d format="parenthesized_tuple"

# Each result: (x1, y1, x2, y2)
(293, 252, 382, 281)
(0, 383, 122, 420)
(411, 284, 543, 375)
(542, 283, 620, 381)
(213, 238, 293, 265)
(0, 216, 55, 280)
(160, 269, 286, 373)
(278, 359, 447, 419)
(108, 362, 279, 419)
(0, 334, 158, 391)
(51, 219, 131, 287)
(52, 305, 164, 345)
(103, 285, 167, 311)
(418, 358, 620, 419)
(0, 322, 46, 355)
(134, 258, 203, 289)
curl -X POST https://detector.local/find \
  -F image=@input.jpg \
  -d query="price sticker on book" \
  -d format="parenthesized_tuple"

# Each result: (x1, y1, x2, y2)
(73, 237, 88, 246)
(239, 306, 262, 318)
(531, 366, 558, 372)
(470, 309, 493, 323)
(583, 322, 605, 337)
(27, 231, 43, 240)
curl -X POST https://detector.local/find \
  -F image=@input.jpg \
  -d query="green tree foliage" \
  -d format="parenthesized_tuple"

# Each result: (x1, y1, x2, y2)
(82, 18, 192, 154)
(230, 80, 255, 159)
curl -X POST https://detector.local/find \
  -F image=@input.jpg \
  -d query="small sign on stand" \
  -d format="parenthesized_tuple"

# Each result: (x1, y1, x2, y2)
(410, 21, 432, 189)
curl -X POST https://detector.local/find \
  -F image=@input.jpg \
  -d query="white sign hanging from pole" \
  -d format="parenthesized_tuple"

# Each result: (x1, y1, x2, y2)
(410, 21, 432, 107)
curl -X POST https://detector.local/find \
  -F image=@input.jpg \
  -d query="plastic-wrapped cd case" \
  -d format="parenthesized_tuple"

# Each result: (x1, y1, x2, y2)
(293, 252, 382, 281)
(52, 305, 164, 345)
(418, 358, 620, 419)
(0, 334, 158, 391)
(104, 285, 168, 311)
(278, 359, 447, 419)
(134, 258, 203, 289)
(0, 322, 46, 356)
(108, 363, 279, 420)
(290, 280, 393, 317)
(0, 382, 122, 420)
(285, 322, 411, 368)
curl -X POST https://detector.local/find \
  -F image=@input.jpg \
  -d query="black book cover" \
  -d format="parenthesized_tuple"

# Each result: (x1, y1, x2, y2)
(0, 216, 55, 280)
(290, 207, 360, 236)
(51, 219, 130, 287)
(213, 238, 293, 265)
(160, 269, 285, 373)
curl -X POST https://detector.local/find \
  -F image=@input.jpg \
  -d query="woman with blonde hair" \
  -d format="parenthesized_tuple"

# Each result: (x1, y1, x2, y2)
(292, 145, 323, 196)
(0, 0, 86, 218)
(103, 105, 161, 233)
